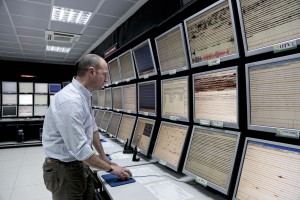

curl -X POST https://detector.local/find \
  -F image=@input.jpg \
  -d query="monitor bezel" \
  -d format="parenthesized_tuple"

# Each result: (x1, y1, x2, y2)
(246, 53, 300, 134)
(2, 105, 17, 117)
(48, 83, 61, 94)
(108, 57, 122, 85)
(152, 121, 189, 172)
(2, 81, 17, 93)
(193, 66, 239, 129)
(34, 105, 48, 116)
(104, 88, 112, 109)
(138, 80, 157, 117)
(34, 94, 48, 105)
(118, 49, 137, 82)
(182, 125, 240, 195)
(100, 111, 112, 132)
(92, 90, 100, 108)
(116, 114, 137, 144)
(107, 113, 122, 138)
(18, 82, 34, 93)
(132, 39, 157, 79)
(112, 86, 123, 111)
(122, 83, 137, 114)
(19, 94, 33, 105)
(155, 23, 189, 75)
(34, 83, 48, 94)
(183, 0, 239, 68)
(18, 105, 33, 117)
(2, 94, 18, 105)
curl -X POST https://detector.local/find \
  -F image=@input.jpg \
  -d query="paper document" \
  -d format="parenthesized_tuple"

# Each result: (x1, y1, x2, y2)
(131, 167, 165, 183)
(110, 153, 131, 160)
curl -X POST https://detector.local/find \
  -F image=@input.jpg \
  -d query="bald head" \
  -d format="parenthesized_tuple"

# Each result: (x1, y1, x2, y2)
(77, 54, 106, 77)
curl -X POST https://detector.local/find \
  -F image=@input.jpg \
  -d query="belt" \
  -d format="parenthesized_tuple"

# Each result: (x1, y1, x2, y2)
(46, 157, 81, 165)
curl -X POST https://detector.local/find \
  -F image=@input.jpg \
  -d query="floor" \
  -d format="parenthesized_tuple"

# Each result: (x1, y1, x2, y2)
(0, 146, 52, 200)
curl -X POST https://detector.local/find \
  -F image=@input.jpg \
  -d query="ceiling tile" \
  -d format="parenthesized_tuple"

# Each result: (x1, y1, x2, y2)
(69, 52, 83, 57)
(11, 15, 48, 30)
(21, 43, 45, 50)
(15, 27, 45, 38)
(47, 41, 74, 47)
(69, 48, 86, 54)
(0, 51, 22, 57)
(98, 0, 134, 17)
(54, 0, 103, 12)
(0, 41, 20, 48)
(19, 36, 46, 45)
(0, 0, 7, 14)
(46, 51, 67, 57)
(0, 24, 15, 35)
(83, 26, 106, 37)
(73, 42, 91, 49)
(0, 13, 12, 26)
(88, 14, 118, 28)
(0, 33, 18, 42)
(50, 21, 84, 34)
(0, 46, 22, 53)
(23, 49, 45, 55)
(79, 35, 98, 44)
(23, 0, 52, 4)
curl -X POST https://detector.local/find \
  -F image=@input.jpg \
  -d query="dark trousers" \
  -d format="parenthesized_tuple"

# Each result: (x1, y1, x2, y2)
(43, 158, 95, 200)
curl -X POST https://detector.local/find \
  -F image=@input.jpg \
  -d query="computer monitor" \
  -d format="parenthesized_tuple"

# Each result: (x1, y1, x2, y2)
(233, 138, 300, 200)
(155, 24, 189, 75)
(19, 94, 33, 105)
(99, 90, 105, 108)
(107, 113, 122, 137)
(95, 110, 105, 127)
(2, 106, 17, 117)
(19, 82, 33, 93)
(108, 58, 122, 84)
(49, 95, 55, 105)
(246, 53, 300, 134)
(193, 67, 238, 129)
(104, 88, 112, 109)
(100, 111, 112, 132)
(184, 0, 239, 68)
(2, 94, 17, 105)
(131, 117, 156, 156)
(183, 126, 240, 195)
(161, 76, 189, 122)
(105, 68, 112, 87)
(49, 83, 61, 94)
(18, 105, 33, 117)
(123, 84, 136, 113)
(34, 94, 48, 105)
(62, 81, 70, 87)
(2, 81, 17, 93)
(118, 50, 136, 81)
(138, 80, 156, 116)
(92, 90, 99, 108)
(112, 87, 123, 111)
(117, 114, 137, 144)
(236, 0, 300, 57)
(34, 83, 48, 93)
(152, 122, 189, 171)
(34, 105, 48, 116)
(132, 39, 157, 79)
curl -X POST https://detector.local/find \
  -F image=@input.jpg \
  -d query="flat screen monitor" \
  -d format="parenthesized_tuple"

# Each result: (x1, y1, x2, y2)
(95, 110, 105, 127)
(18, 105, 33, 117)
(62, 81, 70, 87)
(112, 87, 123, 111)
(118, 50, 136, 81)
(123, 84, 136, 113)
(34, 94, 48, 105)
(152, 122, 189, 171)
(184, 0, 239, 68)
(105, 68, 111, 87)
(104, 88, 112, 109)
(155, 24, 189, 75)
(19, 94, 33, 105)
(19, 82, 33, 93)
(236, 0, 300, 57)
(117, 114, 137, 144)
(2, 94, 17, 105)
(100, 111, 112, 132)
(49, 95, 55, 105)
(193, 67, 238, 128)
(161, 76, 189, 122)
(138, 80, 156, 116)
(183, 126, 240, 195)
(34, 83, 48, 93)
(92, 90, 99, 107)
(2, 81, 17, 93)
(49, 83, 61, 94)
(107, 113, 122, 137)
(99, 90, 105, 108)
(108, 58, 122, 84)
(34, 105, 48, 116)
(2, 106, 17, 117)
(131, 117, 155, 156)
(246, 53, 300, 134)
(233, 138, 300, 200)
(132, 39, 157, 79)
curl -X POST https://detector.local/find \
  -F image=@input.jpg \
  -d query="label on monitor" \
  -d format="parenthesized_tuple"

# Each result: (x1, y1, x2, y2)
(116, 109, 120, 112)
(126, 78, 130, 82)
(200, 119, 210, 126)
(276, 128, 300, 139)
(105, 84, 109, 87)
(169, 69, 177, 75)
(143, 74, 149, 79)
(211, 121, 223, 128)
(144, 112, 149, 116)
(208, 58, 220, 66)
(137, 147, 141, 152)
(195, 176, 207, 187)
(182, 66, 187, 70)
(114, 81, 119, 85)
(159, 159, 167, 166)
(274, 40, 297, 53)
(127, 110, 132, 114)
(170, 116, 178, 121)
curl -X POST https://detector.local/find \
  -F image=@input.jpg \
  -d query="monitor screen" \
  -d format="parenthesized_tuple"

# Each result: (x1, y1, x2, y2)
(19, 82, 33, 93)
(104, 88, 112, 109)
(2, 81, 17, 93)
(99, 90, 105, 108)
(118, 50, 136, 81)
(155, 24, 188, 75)
(49, 95, 55, 105)
(19, 94, 33, 105)
(2, 106, 17, 117)
(18, 105, 33, 117)
(34, 94, 48, 105)
(112, 87, 123, 110)
(107, 113, 122, 137)
(34, 105, 48, 116)
(233, 138, 300, 200)
(138, 81, 156, 116)
(247, 54, 300, 133)
(92, 90, 99, 107)
(183, 126, 240, 195)
(117, 114, 137, 144)
(131, 117, 155, 156)
(184, 0, 238, 67)
(161, 76, 189, 121)
(95, 110, 105, 127)
(132, 39, 157, 78)
(194, 67, 238, 128)
(237, 0, 300, 56)
(62, 81, 70, 87)
(2, 94, 17, 105)
(108, 58, 121, 84)
(34, 83, 48, 93)
(123, 84, 136, 113)
(100, 111, 112, 132)
(49, 84, 61, 94)
(152, 122, 189, 171)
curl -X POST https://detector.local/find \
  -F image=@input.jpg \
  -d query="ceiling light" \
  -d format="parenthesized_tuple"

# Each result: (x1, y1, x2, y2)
(46, 45, 71, 53)
(51, 6, 92, 25)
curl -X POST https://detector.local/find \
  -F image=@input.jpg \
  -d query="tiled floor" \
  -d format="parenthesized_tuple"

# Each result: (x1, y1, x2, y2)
(0, 146, 52, 200)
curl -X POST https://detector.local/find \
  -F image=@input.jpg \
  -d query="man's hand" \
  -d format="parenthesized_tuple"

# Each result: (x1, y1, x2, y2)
(110, 166, 132, 180)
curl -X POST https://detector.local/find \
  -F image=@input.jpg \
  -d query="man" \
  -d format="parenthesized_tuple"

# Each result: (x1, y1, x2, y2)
(42, 54, 131, 200)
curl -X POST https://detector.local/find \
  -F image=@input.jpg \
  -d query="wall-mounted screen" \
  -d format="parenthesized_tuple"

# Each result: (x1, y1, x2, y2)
(193, 67, 238, 128)
(2, 81, 17, 93)
(100, 111, 112, 132)
(34, 94, 48, 105)
(104, 88, 112, 109)
(184, 0, 239, 68)
(138, 80, 156, 116)
(236, 0, 300, 56)
(233, 138, 300, 200)
(2, 106, 17, 117)
(183, 126, 240, 195)
(95, 110, 105, 127)
(92, 90, 99, 107)
(155, 24, 189, 75)
(118, 50, 136, 81)
(107, 113, 122, 137)
(152, 122, 189, 171)
(49, 84, 61, 94)
(108, 58, 122, 84)
(19, 94, 33, 105)
(123, 84, 136, 113)
(62, 81, 70, 87)
(117, 114, 136, 144)
(132, 39, 157, 78)
(161, 76, 189, 122)
(2, 94, 17, 105)
(34, 105, 48, 116)
(18, 105, 33, 117)
(246, 53, 300, 134)
(34, 83, 48, 94)
(19, 82, 33, 93)
(112, 87, 123, 111)
(99, 90, 105, 108)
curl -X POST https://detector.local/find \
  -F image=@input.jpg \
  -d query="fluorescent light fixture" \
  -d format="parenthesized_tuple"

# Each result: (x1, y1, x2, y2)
(51, 6, 92, 25)
(46, 45, 71, 53)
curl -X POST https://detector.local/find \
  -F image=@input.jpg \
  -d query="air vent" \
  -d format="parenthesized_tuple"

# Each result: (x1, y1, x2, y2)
(45, 30, 81, 43)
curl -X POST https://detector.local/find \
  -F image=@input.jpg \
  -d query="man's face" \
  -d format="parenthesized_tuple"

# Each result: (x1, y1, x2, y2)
(93, 61, 108, 90)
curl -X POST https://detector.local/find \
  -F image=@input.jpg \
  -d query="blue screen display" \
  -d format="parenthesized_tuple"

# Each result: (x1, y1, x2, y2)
(49, 84, 61, 93)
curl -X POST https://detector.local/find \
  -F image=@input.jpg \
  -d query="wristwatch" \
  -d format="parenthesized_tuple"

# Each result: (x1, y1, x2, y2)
(106, 165, 114, 173)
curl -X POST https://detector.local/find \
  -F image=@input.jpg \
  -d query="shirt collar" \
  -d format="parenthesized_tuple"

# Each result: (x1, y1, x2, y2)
(71, 77, 92, 100)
